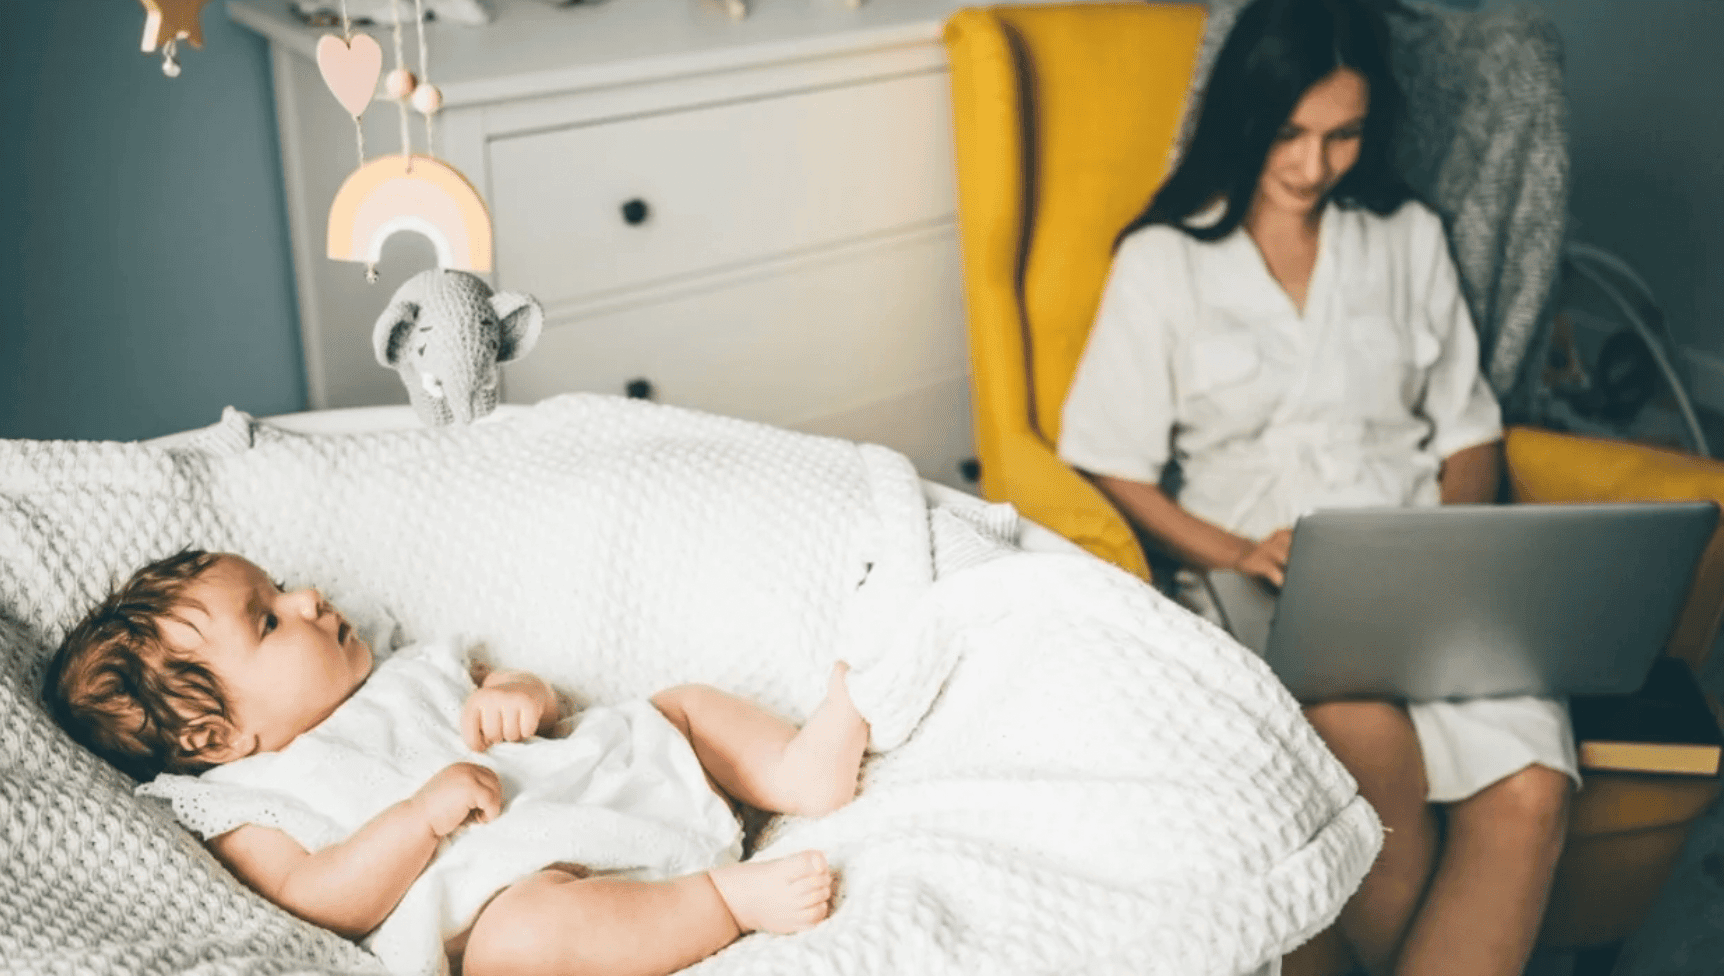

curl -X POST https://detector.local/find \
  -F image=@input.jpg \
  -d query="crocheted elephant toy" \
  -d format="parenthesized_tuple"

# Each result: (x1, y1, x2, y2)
(371, 269, 544, 426)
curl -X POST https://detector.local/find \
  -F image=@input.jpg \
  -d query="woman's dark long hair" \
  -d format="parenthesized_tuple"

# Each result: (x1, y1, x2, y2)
(1118, 0, 1412, 247)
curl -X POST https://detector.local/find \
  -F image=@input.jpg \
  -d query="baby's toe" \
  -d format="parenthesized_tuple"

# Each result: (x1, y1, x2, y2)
(792, 850, 828, 879)
(792, 870, 832, 896)
(792, 900, 831, 930)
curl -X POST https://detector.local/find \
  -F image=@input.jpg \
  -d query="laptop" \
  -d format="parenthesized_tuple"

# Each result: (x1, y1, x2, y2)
(1204, 501, 1719, 702)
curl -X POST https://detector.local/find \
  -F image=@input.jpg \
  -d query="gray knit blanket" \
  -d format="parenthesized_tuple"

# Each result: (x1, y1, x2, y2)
(1178, 0, 1569, 407)
(1, 396, 1378, 975)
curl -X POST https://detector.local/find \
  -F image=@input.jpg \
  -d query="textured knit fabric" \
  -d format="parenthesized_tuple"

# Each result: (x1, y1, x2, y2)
(1174, 0, 1568, 405)
(2, 396, 1376, 976)
(0, 617, 383, 975)
(140, 642, 741, 976)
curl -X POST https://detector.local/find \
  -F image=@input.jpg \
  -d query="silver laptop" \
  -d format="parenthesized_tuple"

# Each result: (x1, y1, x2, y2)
(1205, 501, 1719, 702)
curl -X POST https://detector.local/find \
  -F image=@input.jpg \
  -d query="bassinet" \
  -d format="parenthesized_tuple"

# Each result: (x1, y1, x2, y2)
(0, 396, 1378, 976)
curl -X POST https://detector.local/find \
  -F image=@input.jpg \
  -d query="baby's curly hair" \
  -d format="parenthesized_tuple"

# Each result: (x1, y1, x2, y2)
(42, 549, 236, 782)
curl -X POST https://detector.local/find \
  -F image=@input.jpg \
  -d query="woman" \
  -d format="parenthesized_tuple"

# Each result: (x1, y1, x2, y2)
(1056, 1, 1577, 974)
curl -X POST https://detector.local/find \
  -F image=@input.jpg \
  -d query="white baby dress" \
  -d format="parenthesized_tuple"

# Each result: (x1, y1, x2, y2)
(137, 642, 743, 976)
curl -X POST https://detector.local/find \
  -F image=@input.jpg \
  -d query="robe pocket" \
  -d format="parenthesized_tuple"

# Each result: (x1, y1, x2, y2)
(1187, 330, 1262, 395)
(1347, 316, 1417, 414)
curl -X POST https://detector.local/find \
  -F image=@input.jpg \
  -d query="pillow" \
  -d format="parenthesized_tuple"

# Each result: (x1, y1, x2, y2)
(0, 615, 378, 973)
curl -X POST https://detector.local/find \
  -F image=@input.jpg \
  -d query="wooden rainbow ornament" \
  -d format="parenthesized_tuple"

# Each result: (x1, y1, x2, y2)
(318, 0, 492, 280)
(138, 0, 212, 77)
(327, 155, 493, 273)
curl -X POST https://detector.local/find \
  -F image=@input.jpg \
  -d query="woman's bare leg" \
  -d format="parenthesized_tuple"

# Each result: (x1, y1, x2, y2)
(1304, 701, 1440, 976)
(652, 664, 869, 816)
(1394, 765, 1570, 976)
(462, 852, 833, 976)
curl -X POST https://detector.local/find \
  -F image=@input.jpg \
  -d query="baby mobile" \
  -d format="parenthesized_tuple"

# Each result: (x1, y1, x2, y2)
(314, 0, 494, 281)
(138, 0, 209, 77)
(315, 0, 541, 429)
(135, 0, 532, 426)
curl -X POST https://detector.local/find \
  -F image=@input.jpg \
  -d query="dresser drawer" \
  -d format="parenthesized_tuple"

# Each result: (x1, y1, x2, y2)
(501, 226, 968, 474)
(488, 71, 957, 308)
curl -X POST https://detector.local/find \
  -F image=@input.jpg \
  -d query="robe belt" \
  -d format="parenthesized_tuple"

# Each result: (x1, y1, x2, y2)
(1194, 421, 1380, 533)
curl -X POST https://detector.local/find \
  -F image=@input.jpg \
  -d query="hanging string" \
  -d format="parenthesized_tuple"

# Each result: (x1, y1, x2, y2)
(338, 0, 366, 170)
(390, 0, 415, 172)
(413, 0, 436, 159)
(334, 0, 377, 281)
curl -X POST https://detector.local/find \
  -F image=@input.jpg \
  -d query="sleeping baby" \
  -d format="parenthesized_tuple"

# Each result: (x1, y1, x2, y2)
(42, 550, 871, 976)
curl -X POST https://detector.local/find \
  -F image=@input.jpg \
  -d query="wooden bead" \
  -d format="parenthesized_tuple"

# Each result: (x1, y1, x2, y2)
(385, 68, 417, 100)
(411, 82, 443, 116)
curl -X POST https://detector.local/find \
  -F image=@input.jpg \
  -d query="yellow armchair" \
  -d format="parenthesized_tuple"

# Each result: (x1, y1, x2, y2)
(943, 5, 1724, 973)
(945, 2, 1210, 581)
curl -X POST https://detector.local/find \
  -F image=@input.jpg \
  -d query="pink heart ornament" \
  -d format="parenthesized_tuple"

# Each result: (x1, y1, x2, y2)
(316, 33, 383, 119)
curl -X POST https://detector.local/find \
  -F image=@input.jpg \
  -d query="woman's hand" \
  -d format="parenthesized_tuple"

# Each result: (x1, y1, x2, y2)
(1233, 528, 1293, 587)
(462, 669, 560, 750)
(412, 762, 503, 838)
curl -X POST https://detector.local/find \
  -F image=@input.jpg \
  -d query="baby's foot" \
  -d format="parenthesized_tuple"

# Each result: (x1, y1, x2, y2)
(709, 850, 833, 934)
(779, 663, 871, 815)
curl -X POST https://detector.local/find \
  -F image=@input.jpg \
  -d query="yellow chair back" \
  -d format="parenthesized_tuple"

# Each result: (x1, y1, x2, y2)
(944, 3, 1206, 578)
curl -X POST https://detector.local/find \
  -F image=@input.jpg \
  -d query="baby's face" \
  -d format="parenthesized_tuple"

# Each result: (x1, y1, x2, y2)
(162, 554, 373, 757)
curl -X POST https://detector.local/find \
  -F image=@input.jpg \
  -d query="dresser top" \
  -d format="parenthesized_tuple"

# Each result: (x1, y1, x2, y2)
(227, 0, 1064, 107)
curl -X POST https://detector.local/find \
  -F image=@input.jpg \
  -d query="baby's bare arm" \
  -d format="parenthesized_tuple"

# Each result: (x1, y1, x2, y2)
(207, 762, 502, 939)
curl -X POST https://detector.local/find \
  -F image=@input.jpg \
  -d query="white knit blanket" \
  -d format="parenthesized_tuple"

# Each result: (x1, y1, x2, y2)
(0, 395, 1378, 975)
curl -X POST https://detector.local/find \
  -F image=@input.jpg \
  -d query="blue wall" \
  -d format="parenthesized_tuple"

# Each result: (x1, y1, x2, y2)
(1503, 0, 1724, 367)
(0, 1, 305, 442)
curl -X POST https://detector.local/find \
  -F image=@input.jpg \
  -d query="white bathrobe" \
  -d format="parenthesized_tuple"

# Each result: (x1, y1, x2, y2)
(138, 642, 743, 976)
(1058, 199, 1579, 802)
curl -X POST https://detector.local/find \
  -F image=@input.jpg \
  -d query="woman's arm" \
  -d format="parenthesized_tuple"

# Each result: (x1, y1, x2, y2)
(1091, 473, 1292, 584)
(207, 762, 502, 939)
(1438, 439, 1503, 505)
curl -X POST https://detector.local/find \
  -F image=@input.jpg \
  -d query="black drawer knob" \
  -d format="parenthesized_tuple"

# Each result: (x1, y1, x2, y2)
(625, 378, 654, 400)
(959, 458, 981, 483)
(620, 199, 650, 226)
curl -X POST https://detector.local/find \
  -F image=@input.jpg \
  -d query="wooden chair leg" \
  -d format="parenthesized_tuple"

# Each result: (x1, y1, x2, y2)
(1571, 941, 1623, 976)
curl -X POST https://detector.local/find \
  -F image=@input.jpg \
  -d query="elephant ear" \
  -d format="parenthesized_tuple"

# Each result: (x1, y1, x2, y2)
(490, 291, 544, 363)
(372, 299, 422, 368)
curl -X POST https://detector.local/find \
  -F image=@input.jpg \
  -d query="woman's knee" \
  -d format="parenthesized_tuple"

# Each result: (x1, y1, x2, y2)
(1303, 700, 1429, 805)
(1461, 764, 1572, 838)
(1304, 700, 1417, 755)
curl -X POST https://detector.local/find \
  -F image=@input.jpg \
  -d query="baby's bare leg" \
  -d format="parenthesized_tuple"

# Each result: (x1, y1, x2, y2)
(652, 663, 869, 817)
(461, 853, 833, 976)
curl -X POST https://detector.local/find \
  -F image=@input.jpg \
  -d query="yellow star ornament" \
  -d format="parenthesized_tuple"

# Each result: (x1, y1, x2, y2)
(139, 0, 209, 53)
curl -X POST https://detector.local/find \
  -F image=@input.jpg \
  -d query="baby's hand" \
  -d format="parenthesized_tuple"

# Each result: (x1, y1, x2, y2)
(462, 671, 553, 751)
(412, 762, 503, 838)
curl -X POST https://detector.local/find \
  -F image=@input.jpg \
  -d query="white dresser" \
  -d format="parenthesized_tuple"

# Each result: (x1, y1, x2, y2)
(227, 0, 1032, 488)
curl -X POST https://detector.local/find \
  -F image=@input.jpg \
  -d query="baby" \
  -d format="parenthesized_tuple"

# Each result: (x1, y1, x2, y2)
(43, 549, 871, 976)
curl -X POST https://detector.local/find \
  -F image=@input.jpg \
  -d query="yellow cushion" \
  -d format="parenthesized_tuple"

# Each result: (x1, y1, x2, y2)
(1505, 425, 1724, 669)
(1569, 770, 1722, 838)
